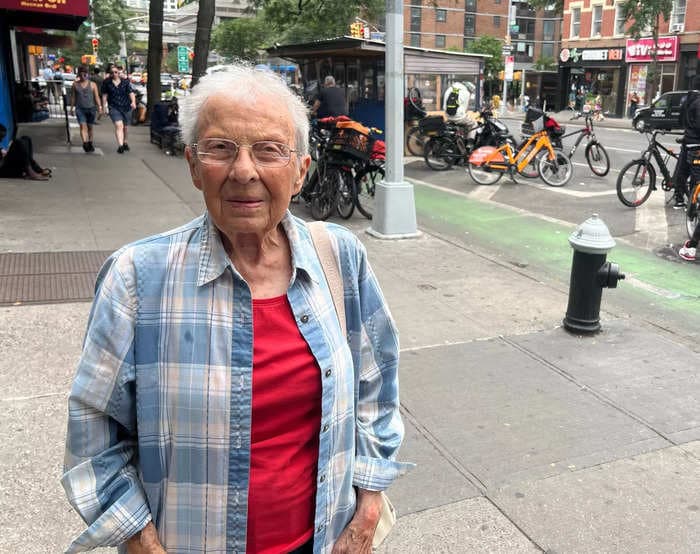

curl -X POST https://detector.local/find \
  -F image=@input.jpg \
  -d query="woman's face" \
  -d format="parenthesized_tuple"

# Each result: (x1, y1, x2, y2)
(185, 93, 310, 243)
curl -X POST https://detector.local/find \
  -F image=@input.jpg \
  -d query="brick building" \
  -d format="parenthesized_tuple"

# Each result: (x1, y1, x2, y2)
(403, 0, 563, 108)
(560, 0, 698, 118)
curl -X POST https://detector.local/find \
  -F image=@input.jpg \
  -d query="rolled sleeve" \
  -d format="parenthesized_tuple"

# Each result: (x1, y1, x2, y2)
(62, 254, 151, 550)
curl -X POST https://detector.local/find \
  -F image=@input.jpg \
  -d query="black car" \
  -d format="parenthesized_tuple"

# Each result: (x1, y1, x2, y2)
(632, 91, 689, 131)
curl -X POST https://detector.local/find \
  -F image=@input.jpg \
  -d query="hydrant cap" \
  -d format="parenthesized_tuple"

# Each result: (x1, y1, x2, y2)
(568, 214, 616, 254)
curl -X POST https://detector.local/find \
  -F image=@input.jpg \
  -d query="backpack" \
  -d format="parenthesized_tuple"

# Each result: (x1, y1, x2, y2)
(445, 87, 460, 116)
(681, 90, 700, 133)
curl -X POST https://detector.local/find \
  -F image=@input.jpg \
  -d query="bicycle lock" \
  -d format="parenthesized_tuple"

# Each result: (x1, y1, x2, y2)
(563, 214, 625, 334)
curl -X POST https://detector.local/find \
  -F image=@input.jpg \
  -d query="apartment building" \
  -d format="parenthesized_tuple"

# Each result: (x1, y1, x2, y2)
(561, 0, 695, 118)
(403, 0, 562, 107)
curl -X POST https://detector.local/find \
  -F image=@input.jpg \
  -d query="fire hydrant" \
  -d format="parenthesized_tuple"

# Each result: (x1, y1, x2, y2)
(563, 214, 625, 334)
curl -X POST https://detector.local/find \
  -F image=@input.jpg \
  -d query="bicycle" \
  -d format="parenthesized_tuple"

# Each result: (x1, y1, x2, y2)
(686, 182, 700, 239)
(467, 121, 573, 187)
(616, 130, 684, 207)
(562, 108, 610, 176)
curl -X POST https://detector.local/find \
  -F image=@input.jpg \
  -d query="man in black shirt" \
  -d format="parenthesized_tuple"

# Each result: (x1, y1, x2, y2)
(311, 76, 347, 118)
(678, 75, 700, 261)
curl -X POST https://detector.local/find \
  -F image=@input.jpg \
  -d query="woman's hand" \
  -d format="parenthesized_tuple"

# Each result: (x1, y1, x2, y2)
(126, 522, 167, 553)
(331, 489, 383, 554)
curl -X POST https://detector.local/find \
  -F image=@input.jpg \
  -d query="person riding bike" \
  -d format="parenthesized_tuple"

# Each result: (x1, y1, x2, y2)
(678, 75, 700, 261)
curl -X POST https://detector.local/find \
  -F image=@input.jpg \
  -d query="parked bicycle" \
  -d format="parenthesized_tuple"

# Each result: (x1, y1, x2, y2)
(616, 130, 684, 207)
(468, 109, 573, 187)
(422, 108, 514, 171)
(561, 106, 610, 176)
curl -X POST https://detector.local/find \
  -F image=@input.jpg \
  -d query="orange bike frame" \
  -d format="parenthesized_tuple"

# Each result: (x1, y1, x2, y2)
(481, 131, 556, 173)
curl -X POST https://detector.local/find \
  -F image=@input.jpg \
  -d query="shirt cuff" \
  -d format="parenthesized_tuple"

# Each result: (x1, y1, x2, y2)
(352, 455, 415, 491)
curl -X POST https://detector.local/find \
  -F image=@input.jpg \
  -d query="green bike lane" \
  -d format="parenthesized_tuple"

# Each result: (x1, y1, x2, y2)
(409, 179, 700, 342)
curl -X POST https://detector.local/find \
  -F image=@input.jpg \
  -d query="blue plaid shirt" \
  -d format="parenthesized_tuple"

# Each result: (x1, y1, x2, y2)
(62, 212, 411, 553)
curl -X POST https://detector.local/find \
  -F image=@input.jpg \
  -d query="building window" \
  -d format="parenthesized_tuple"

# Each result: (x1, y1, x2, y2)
(614, 3, 625, 35)
(671, 0, 686, 27)
(494, 15, 501, 27)
(436, 9, 447, 22)
(411, 7, 422, 32)
(541, 42, 554, 59)
(465, 0, 476, 11)
(464, 14, 475, 35)
(591, 5, 603, 36)
(543, 20, 554, 41)
(435, 34, 446, 48)
(410, 33, 421, 47)
(571, 7, 581, 38)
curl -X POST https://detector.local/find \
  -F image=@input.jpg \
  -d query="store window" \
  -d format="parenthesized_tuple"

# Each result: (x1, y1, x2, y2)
(411, 7, 421, 32)
(435, 35, 446, 48)
(614, 4, 625, 35)
(591, 5, 603, 36)
(571, 7, 581, 38)
(436, 9, 446, 22)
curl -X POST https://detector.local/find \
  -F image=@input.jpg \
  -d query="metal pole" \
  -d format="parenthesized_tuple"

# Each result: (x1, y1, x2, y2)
(367, 0, 419, 239)
(501, 0, 513, 116)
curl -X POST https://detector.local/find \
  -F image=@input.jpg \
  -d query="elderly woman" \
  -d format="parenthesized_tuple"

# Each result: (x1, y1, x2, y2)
(62, 63, 410, 554)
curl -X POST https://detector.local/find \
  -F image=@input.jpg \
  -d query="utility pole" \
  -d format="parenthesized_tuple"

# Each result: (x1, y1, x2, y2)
(367, 0, 419, 239)
(501, 0, 514, 116)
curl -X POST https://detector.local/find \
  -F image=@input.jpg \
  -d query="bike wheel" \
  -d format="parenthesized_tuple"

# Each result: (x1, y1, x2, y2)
(585, 141, 610, 177)
(310, 164, 337, 220)
(467, 161, 503, 185)
(355, 165, 383, 220)
(336, 170, 355, 219)
(616, 160, 655, 207)
(406, 126, 426, 156)
(423, 138, 456, 171)
(538, 150, 573, 187)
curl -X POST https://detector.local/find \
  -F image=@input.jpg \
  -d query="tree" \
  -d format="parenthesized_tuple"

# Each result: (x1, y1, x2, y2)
(526, 0, 563, 16)
(620, 0, 672, 100)
(191, 0, 216, 87)
(467, 35, 504, 77)
(211, 17, 272, 62)
(146, 0, 163, 117)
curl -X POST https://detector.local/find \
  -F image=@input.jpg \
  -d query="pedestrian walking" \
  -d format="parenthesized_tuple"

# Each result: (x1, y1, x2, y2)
(69, 65, 102, 152)
(91, 66, 104, 102)
(62, 61, 410, 553)
(101, 65, 136, 153)
(678, 76, 700, 261)
(0, 124, 51, 180)
(628, 90, 640, 118)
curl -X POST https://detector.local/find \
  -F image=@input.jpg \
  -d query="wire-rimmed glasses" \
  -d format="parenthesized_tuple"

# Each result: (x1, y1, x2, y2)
(192, 138, 298, 168)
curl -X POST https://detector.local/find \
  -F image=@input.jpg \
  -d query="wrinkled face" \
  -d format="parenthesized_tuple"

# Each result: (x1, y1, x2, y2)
(185, 93, 310, 242)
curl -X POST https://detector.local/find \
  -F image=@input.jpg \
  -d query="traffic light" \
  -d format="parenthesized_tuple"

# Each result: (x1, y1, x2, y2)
(81, 55, 97, 65)
(188, 50, 194, 61)
(91, 38, 99, 54)
(350, 22, 363, 38)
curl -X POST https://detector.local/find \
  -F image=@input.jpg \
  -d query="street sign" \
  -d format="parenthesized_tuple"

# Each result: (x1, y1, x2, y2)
(177, 45, 189, 61)
(502, 44, 513, 55)
(178, 60, 189, 72)
(177, 45, 189, 73)
(504, 56, 514, 81)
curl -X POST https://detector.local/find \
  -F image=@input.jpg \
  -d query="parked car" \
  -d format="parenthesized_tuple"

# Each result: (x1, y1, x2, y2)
(632, 90, 689, 131)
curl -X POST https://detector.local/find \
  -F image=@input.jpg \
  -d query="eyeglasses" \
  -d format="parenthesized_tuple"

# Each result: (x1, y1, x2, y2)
(192, 138, 298, 168)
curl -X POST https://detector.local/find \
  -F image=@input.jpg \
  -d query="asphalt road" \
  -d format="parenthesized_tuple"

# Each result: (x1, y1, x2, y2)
(404, 125, 690, 255)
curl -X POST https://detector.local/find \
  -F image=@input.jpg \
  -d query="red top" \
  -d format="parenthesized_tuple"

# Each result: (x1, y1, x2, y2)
(246, 295, 322, 554)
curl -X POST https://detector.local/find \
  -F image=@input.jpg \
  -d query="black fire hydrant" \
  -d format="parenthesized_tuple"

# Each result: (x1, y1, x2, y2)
(563, 214, 625, 334)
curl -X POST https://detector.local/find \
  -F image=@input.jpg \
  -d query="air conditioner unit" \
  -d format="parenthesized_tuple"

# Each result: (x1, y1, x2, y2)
(670, 22, 685, 33)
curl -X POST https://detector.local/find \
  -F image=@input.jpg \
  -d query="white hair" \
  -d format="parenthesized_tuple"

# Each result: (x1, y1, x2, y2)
(179, 62, 309, 155)
(324, 75, 335, 86)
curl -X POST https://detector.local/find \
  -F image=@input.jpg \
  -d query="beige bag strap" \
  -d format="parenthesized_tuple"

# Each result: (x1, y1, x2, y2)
(307, 221, 346, 334)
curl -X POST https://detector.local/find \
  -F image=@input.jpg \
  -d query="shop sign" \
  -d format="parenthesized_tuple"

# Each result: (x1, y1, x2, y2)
(0, 0, 89, 17)
(582, 49, 608, 61)
(626, 36, 678, 62)
(561, 47, 623, 63)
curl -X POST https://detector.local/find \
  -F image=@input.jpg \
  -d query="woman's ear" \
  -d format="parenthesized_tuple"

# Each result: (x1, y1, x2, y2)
(185, 146, 203, 191)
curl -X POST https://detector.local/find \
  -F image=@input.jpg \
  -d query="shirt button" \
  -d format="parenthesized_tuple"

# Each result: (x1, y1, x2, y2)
(325, 369, 332, 378)
(322, 424, 329, 432)
(301, 314, 309, 323)
(317, 525, 324, 533)
(320, 475, 326, 483)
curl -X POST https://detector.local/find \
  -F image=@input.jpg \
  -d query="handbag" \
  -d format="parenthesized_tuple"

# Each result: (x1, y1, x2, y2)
(307, 221, 396, 549)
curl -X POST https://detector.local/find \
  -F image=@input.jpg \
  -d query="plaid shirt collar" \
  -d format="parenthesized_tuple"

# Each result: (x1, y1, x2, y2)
(196, 210, 321, 287)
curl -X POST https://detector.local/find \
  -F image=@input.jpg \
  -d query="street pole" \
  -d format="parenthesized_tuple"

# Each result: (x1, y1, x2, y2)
(367, 0, 419, 239)
(501, 0, 513, 116)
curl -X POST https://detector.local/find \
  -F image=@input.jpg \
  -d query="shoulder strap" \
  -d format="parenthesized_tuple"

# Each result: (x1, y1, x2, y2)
(307, 221, 346, 335)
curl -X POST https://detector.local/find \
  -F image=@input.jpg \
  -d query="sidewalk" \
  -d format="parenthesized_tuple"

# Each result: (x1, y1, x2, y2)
(499, 107, 635, 130)
(0, 119, 698, 553)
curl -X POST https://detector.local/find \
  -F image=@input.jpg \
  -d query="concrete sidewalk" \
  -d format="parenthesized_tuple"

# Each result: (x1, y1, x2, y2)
(0, 119, 698, 553)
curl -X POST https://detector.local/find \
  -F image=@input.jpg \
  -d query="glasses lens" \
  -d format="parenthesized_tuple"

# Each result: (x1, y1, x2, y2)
(251, 141, 291, 167)
(197, 139, 237, 164)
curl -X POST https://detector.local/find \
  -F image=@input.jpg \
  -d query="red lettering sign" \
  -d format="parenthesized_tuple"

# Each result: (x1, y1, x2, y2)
(626, 36, 678, 62)
(0, 0, 89, 17)
(608, 49, 622, 61)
